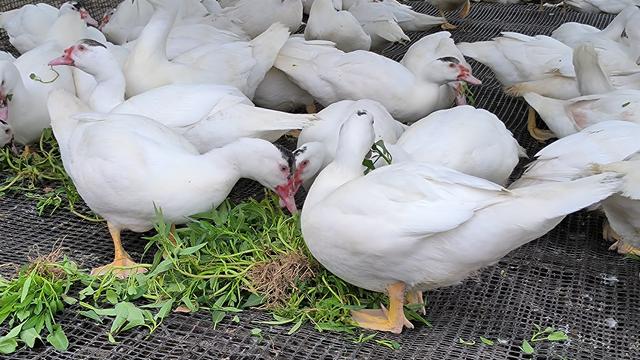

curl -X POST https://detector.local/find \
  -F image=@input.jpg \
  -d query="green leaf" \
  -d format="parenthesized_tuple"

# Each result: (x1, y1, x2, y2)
(211, 311, 226, 328)
(520, 339, 534, 355)
(250, 328, 262, 337)
(232, 315, 240, 323)
(154, 300, 174, 322)
(547, 331, 569, 342)
(110, 303, 130, 334)
(0, 337, 17, 354)
(106, 290, 118, 305)
(458, 337, 476, 346)
(20, 276, 33, 303)
(147, 259, 174, 277)
(242, 293, 264, 309)
(178, 243, 207, 256)
(287, 319, 303, 335)
(480, 337, 494, 346)
(374, 339, 401, 350)
(46, 325, 68, 351)
(20, 328, 39, 348)
(3, 323, 23, 339)
(79, 310, 103, 323)
(61, 295, 77, 305)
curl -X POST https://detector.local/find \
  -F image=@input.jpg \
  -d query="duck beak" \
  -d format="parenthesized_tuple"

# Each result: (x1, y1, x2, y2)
(276, 183, 298, 215)
(49, 46, 75, 66)
(80, 8, 100, 27)
(457, 65, 482, 85)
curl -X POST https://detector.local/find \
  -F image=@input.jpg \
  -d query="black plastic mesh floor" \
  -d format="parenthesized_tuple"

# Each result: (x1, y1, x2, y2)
(1, 1, 639, 359)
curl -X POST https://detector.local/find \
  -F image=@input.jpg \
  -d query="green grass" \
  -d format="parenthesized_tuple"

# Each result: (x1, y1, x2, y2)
(1, 196, 429, 354)
(0, 129, 99, 221)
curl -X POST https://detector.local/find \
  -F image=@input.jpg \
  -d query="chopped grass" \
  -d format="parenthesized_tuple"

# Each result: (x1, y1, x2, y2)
(2, 195, 421, 354)
(0, 129, 99, 221)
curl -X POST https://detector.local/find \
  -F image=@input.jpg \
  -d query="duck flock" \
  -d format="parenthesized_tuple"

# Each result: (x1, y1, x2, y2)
(0, 0, 639, 335)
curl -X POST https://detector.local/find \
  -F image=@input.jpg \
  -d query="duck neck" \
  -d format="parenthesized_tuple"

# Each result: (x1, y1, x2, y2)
(86, 58, 126, 113)
(305, 140, 368, 209)
(203, 140, 270, 187)
(132, 3, 177, 63)
(574, 51, 613, 96)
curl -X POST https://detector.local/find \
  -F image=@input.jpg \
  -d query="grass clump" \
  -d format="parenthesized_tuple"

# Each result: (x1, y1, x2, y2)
(0, 248, 83, 354)
(1, 196, 427, 354)
(0, 129, 99, 221)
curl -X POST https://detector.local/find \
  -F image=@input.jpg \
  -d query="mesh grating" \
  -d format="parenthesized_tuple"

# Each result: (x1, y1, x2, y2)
(0, 1, 639, 359)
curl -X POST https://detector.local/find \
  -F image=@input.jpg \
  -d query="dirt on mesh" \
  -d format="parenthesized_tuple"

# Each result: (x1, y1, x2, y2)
(247, 251, 317, 308)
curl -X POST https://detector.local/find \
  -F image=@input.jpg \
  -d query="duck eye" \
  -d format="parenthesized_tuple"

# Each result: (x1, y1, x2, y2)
(449, 63, 456, 68)
(78, 45, 86, 51)
(301, 160, 309, 167)
(280, 165, 288, 172)
(4, 128, 9, 134)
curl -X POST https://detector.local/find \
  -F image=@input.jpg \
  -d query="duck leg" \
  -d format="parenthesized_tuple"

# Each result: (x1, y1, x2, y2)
(91, 222, 147, 279)
(351, 282, 413, 334)
(602, 220, 621, 243)
(406, 290, 426, 315)
(527, 106, 555, 142)
(459, 0, 471, 18)
(609, 240, 640, 256)
(439, 10, 457, 30)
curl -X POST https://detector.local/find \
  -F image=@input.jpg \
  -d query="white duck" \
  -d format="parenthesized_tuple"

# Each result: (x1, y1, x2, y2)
(0, 1, 100, 54)
(385, 106, 525, 185)
(274, 35, 481, 123)
(551, 6, 638, 48)
(98, 0, 211, 45)
(565, 0, 640, 14)
(348, 0, 410, 51)
(304, 0, 372, 52)
(47, 89, 299, 277)
(0, 43, 76, 145)
(49, 40, 317, 153)
(300, 110, 621, 333)
(457, 32, 579, 99)
(551, 8, 640, 76)
(252, 68, 316, 113)
(294, 99, 406, 189)
(508, 121, 640, 255)
(124, 0, 288, 98)
(522, 89, 640, 139)
(293, 106, 524, 193)
(220, 0, 303, 38)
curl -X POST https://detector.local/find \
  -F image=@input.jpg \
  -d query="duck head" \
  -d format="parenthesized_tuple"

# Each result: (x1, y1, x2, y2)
(0, 120, 13, 148)
(327, 110, 376, 172)
(99, 8, 116, 31)
(0, 61, 20, 129)
(292, 142, 327, 192)
(49, 39, 110, 74)
(231, 138, 299, 214)
(430, 56, 482, 86)
(60, 1, 100, 27)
